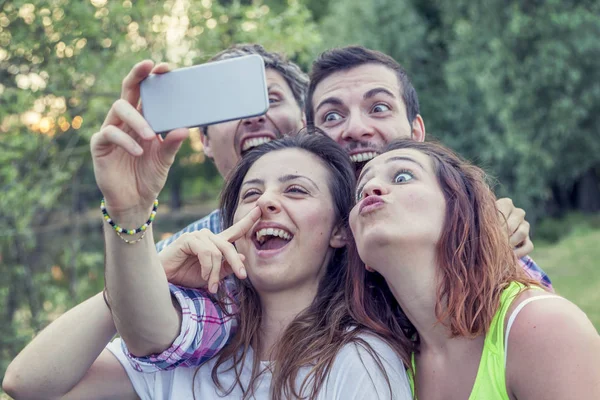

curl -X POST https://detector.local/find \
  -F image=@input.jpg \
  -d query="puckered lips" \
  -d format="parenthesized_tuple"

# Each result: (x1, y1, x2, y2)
(251, 221, 294, 257)
(358, 195, 386, 215)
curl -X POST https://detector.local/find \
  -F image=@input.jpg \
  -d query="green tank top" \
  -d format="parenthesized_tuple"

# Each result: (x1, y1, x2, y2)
(408, 281, 542, 399)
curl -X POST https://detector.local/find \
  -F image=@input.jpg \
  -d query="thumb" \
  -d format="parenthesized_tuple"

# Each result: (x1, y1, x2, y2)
(158, 128, 190, 164)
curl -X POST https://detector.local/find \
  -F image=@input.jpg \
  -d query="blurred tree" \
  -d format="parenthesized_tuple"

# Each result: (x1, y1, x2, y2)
(440, 0, 600, 218)
(317, 0, 600, 221)
(0, 0, 321, 377)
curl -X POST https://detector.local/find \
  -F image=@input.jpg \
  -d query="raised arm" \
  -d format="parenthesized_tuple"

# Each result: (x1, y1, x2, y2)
(90, 60, 190, 357)
(2, 293, 136, 400)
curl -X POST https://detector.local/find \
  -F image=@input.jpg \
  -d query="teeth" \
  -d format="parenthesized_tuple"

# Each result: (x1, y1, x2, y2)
(350, 152, 378, 163)
(242, 136, 272, 152)
(256, 228, 292, 243)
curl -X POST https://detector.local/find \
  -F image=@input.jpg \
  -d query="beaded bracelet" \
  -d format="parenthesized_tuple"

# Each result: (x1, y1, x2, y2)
(101, 198, 158, 244)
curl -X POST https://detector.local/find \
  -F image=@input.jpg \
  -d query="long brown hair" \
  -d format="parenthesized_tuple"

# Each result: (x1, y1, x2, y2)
(201, 132, 398, 399)
(347, 138, 542, 354)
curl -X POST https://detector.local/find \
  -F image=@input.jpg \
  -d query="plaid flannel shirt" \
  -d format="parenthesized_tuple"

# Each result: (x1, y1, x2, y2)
(122, 209, 553, 371)
(120, 209, 235, 372)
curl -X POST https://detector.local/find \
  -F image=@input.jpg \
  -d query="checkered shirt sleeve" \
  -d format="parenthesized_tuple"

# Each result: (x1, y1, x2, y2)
(519, 255, 553, 291)
(119, 280, 239, 372)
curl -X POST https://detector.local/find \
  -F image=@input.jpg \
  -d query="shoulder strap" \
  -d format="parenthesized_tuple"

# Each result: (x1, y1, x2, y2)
(504, 295, 560, 368)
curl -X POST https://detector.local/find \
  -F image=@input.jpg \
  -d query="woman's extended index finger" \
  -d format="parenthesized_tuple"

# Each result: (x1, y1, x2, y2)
(220, 207, 261, 243)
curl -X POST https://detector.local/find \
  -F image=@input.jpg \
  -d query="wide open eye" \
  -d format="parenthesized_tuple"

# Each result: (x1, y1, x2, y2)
(394, 171, 414, 184)
(324, 111, 343, 122)
(371, 103, 391, 113)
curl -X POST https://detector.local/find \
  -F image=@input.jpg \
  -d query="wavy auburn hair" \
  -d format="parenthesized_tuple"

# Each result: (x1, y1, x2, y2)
(348, 139, 542, 351)
(199, 131, 397, 400)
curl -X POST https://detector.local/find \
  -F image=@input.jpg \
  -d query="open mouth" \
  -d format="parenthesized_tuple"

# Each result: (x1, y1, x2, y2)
(241, 136, 273, 154)
(349, 151, 378, 163)
(253, 227, 293, 251)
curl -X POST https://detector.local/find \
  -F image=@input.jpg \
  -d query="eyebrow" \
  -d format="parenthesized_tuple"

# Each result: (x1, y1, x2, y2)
(315, 87, 397, 115)
(315, 96, 344, 114)
(364, 87, 396, 100)
(357, 156, 426, 185)
(267, 83, 284, 92)
(241, 174, 321, 191)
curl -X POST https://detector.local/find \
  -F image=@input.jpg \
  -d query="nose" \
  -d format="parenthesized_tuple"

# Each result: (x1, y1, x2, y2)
(256, 191, 281, 214)
(242, 114, 266, 128)
(341, 112, 375, 142)
(361, 178, 388, 198)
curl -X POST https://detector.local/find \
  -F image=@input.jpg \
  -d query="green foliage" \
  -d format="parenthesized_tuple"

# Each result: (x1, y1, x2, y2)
(0, 0, 322, 379)
(535, 212, 600, 245)
(439, 0, 600, 217)
(532, 218, 600, 331)
(317, 0, 600, 220)
(1, 0, 599, 385)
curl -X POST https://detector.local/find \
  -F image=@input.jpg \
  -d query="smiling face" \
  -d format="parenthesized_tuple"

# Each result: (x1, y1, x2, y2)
(349, 148, 446, 270)
(232, 148, 345, 293)
(202, 69, 305, 178)
(311, 64, 425, 167)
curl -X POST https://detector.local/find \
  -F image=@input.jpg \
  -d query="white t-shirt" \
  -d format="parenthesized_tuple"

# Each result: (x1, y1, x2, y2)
(107, 334, 411, 400)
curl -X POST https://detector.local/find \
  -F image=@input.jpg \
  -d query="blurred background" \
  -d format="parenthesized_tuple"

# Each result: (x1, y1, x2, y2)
(1, 0, 599, 387)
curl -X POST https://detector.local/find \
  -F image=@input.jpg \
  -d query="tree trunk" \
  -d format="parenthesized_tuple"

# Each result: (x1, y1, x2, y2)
(576, 167, 600, 213)
(170, 178, 182, 210)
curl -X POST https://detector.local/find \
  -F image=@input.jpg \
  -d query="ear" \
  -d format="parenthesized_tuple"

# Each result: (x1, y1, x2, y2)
(365, 265, 375, 272)
(411, 114, 426, 142)
(329, 225, 348, 249)
(200, 129, 214, 159)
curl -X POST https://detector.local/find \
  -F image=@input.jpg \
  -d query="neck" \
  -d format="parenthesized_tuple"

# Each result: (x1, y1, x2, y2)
(257, 284, 317, 360)
(372, 244, 452, 351)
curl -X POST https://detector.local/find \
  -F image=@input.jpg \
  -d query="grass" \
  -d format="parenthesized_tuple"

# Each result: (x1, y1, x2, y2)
(531, 223, 600, 331)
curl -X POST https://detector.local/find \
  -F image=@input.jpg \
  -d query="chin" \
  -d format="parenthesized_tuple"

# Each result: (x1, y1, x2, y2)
(246, 268, 290, 291)
(357, 227, 394, 249)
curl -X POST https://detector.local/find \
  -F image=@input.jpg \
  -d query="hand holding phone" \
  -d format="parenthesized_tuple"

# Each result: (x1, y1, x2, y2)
(91, 60, 190, 223)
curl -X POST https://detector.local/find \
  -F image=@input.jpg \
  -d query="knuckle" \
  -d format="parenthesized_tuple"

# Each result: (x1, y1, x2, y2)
(198, 248, 211, 258)
(179, 232, 194, 242)
(90, 131, 100, 145)
(115, 98, 128, 109)
(198, 228, 212, 238)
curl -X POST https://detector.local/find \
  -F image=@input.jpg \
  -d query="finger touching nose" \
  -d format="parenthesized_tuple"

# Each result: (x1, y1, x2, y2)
(257, 193, 281, 214)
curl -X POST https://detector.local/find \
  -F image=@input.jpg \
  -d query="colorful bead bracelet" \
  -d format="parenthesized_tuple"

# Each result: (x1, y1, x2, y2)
(100, 198, 158, 235)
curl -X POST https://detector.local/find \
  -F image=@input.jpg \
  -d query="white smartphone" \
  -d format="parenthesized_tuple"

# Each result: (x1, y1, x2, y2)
(140, 54, 269, 134)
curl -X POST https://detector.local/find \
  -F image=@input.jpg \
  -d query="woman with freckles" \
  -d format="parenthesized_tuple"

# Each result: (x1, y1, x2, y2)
(348, 139, 600, 399)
